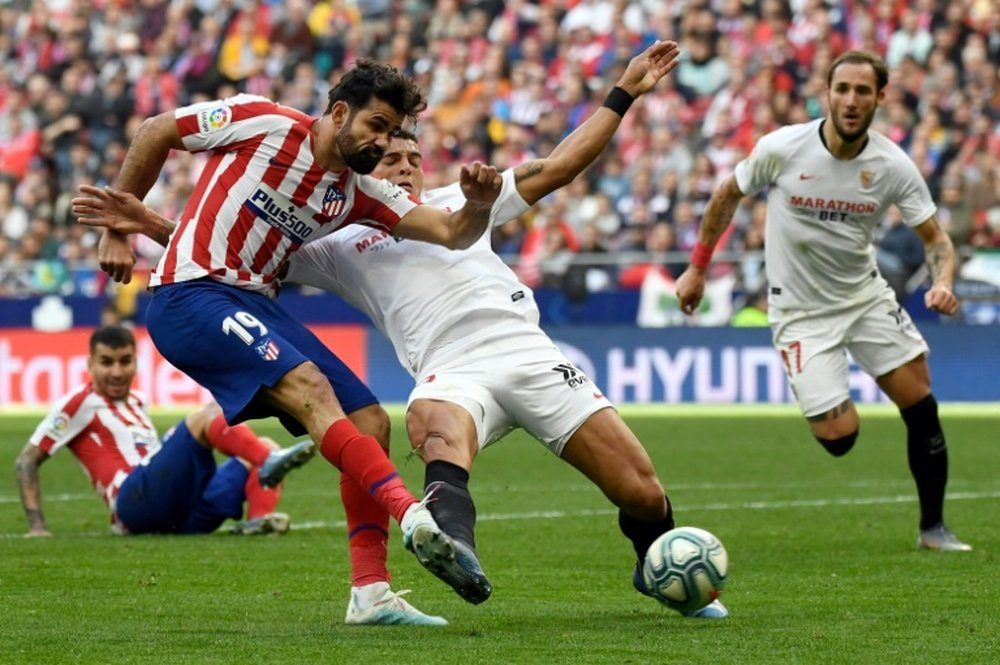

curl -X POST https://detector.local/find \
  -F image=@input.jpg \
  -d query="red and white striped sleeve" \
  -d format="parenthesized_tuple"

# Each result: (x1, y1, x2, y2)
(175, 94, 311, 153)
(342, 174, 421, 232)
(28, 384, 96, 456)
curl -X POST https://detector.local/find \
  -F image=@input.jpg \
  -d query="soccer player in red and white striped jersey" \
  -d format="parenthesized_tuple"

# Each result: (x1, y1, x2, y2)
(88, 59, 497, 610)
(15, 326, 315, 536)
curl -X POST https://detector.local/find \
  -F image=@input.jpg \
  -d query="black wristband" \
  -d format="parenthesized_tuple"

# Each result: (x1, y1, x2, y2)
(602, 86, 635, 116)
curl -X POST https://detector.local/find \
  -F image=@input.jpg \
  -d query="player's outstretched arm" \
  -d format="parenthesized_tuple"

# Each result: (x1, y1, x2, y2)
(14, 444, 52, 538)
(913, 215, 959, 316)
(514, 40, 680, 206)
(393, 161, 502, 249)
(675, 174, 745, 315)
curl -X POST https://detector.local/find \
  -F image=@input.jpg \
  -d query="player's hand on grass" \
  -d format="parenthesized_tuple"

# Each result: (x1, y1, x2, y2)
(675, 267, 707, 316)
(616, 40, 680, 98)
(925, 285, 959, 316)
(460, 161, 502, 207)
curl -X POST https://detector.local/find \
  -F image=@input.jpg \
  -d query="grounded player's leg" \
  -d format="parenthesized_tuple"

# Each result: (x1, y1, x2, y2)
(877, 356, 968, 550)
(406, 399, 480, 550)
(191, 403, 315, 488)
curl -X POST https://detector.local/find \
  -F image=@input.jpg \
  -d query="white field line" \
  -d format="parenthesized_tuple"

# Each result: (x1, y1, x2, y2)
(3, 489, 998, 538)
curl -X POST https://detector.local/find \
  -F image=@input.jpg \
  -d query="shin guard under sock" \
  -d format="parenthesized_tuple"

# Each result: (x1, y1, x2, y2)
(319, 419, 415, 524)
(340, 473, 391, 586)
(900, 394, 948, 530)
(619, 496, 675, 562)
(425, 460, 477, 550)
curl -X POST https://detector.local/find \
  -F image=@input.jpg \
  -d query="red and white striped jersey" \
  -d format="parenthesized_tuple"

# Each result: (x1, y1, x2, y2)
(150, 94, 420, 297)
(28, 383, 160, 510)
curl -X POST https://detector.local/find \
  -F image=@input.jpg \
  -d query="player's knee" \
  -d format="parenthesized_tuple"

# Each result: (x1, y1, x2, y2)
(350, 404, 391, 449)
(815, 431, 859, 457)
(184, 402, 224, 441)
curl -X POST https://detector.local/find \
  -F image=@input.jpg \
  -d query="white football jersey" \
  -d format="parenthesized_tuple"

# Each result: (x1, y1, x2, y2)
(734, 118, 936, 312)
(286, 169, 535, 375)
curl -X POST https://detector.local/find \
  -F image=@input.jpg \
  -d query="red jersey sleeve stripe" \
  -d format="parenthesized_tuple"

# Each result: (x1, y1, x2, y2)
(62, 384, 94, 418)
(177, 114, 200, 139)
(343, 187, 405, 230)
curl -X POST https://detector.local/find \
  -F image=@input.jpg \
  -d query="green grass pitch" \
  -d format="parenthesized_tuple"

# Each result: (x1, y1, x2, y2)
(1, 405, 997, 664)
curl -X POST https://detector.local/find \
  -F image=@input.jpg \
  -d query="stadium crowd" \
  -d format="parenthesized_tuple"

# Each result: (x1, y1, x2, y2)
(0, 0, 997, 313)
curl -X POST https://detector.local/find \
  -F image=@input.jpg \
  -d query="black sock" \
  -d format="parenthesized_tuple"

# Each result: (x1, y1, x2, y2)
(900, 394, 948, 530)
(425, 460, 477, 550)
(618, 496, 674, 563)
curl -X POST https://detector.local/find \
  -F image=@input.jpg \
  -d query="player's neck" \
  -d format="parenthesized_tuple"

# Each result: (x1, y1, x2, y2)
(819, 119, 868, 160)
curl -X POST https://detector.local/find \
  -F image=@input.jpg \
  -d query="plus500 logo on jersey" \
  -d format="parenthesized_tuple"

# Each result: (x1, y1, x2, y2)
(246, 186, 315, 243)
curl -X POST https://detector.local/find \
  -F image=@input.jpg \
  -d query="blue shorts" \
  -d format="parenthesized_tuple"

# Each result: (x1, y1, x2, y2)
(116, 420, 248, 534)
(146, 279, 377, 435)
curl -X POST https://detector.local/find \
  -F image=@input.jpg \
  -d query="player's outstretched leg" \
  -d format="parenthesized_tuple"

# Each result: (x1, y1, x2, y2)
(401, 484, 492, 605)
(345, 582, 448, 626)
(258, 440, 317, 488)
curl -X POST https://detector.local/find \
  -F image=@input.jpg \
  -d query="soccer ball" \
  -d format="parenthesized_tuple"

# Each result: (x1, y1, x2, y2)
(642, 526, 728, 612)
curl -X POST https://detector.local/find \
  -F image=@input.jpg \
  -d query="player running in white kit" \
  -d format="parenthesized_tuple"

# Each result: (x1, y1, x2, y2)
(676, 50, 970, 552)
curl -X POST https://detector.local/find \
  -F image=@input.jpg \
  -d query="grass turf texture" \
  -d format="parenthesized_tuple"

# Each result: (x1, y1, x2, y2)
(0, 405, 997, 664)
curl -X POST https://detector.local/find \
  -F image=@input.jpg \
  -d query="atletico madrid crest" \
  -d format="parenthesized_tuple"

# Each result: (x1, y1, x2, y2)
(256, 339, 280, 361)
(859, 169, 875, 189)
(322, 184, 347, 217)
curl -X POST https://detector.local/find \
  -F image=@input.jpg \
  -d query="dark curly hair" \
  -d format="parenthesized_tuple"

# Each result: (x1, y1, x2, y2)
(325, 59, 426, 123)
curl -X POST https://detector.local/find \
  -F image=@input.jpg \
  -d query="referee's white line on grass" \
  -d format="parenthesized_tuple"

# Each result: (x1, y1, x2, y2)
(4, 490, 997, 538)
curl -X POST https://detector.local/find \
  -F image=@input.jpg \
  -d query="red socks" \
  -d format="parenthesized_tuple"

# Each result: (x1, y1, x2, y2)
(244, 467, 281, 519)
(319, 418, 416, 524)
(340, 474, 390, 586)
(206, 414, 270, 467)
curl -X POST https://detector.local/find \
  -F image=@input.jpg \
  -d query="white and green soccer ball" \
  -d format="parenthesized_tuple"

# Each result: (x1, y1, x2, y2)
(642, 526, 729, 612)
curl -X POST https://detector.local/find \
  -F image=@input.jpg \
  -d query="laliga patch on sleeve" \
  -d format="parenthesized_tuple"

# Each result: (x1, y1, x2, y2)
(46, 413, 70, 439)
(196, 105, 233, 134)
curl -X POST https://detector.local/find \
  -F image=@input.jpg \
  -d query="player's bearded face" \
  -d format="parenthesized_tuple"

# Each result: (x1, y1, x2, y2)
(828, 63, 880, 143)
(337, 114, 386, 174)
(88, 343, 137, 400)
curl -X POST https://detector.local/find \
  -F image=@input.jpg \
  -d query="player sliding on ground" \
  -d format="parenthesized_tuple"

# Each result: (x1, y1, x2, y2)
(76, 41, 729, 621)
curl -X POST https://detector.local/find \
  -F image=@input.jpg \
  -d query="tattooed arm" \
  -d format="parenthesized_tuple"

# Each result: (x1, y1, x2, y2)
(15, 444, 52, 537)
(912, 215, 959, 316)
(675, 174, 746, 314)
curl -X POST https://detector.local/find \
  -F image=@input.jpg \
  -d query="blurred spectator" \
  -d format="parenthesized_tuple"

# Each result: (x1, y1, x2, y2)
(0, 0, 993, 316)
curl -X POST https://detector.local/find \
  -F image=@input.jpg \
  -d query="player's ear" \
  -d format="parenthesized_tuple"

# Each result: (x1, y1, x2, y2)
(330, 100, 350, 129)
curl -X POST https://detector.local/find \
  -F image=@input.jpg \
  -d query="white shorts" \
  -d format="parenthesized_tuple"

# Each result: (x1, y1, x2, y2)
(407, 328, 614, 456)
(770, 285, 929, 418)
